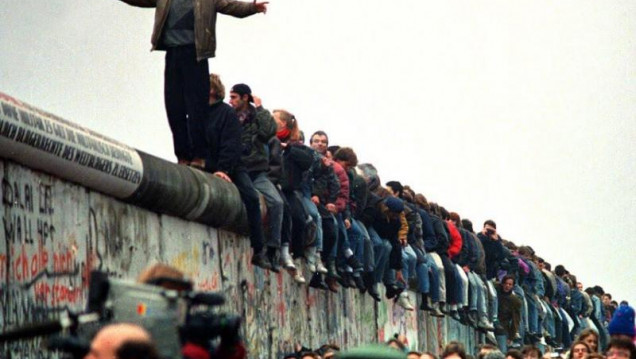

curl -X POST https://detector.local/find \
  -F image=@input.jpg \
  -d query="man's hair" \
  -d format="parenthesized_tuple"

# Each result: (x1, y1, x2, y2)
(484, 219, 497, 229)
(442, 341, 467, 359)
(408, 351, 423, 357)
(603, 293, 613, 300)
(209, 73, 225, 100)
(449, 212, 462, 228)
(462, 219, 474, 233)
(502, 274, 516, 285)
(333, 147, 358, 167)
(554, 265, 566, 277)
(484, 351, 505, 359)
(439, 206, 450, 220)
(606, 337, 636, 359)
(415, 193, 431, 211)
(506, 349, 523, 359)
(310, 130, 329, 145)
(273, 109, 301, 142)
(385, 181, 404, 197)
(521, 345, 542, 358)
(593, 286, 605, 295)
(116, 341, 160, 359)
(566, 342, 590, 359)
(423, 352, 439, 359)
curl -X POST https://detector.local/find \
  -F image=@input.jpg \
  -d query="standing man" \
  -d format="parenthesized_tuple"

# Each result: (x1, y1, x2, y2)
(116, 0, 268, 168)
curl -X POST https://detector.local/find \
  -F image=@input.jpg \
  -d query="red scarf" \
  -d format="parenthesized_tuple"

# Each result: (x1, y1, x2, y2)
(276, 128, 290, 141)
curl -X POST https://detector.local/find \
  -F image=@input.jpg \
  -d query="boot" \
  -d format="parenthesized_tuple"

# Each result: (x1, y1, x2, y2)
(477, 316, 495, 332)
(305, 246, 317, 273)
(419, 293, 433, 311)
(309, 272, 328, 290)
(251, 249, 272, 270)
(353, 274, 366, 292)
(345, 255, 363, 271)
(280, 244, 295, 270)
(326, 277, 339, 293)
(430, 303, 445, 317)
(326, 260, 341, 280)
(288, 259, 306, 284)
(364, 273, 381, 301)
(315, 253, 328, 274)
(268, 247, 280, 273)
(385, 284, 403, 299)
(396, 292, 415, 311)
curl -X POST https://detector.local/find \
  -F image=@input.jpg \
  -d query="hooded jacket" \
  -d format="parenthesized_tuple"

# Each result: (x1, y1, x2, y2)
(119, 0, 258, 61)
(239, 105, 277, 174)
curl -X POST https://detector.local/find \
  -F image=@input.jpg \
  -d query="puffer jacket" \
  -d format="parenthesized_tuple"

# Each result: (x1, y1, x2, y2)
(120, 0, 258, 61)
(239, 105, 277, 173)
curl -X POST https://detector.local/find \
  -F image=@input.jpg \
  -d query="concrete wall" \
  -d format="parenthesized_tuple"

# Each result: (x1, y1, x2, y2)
(0, 158, 478, 358)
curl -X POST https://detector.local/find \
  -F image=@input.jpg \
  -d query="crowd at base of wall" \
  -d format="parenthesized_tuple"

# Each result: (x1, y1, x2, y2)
(0, 159, 482, 359)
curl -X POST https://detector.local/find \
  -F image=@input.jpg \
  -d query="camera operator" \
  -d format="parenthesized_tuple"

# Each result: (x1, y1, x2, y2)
(84, 323, 158, 359)
(137, 263, 247, 359)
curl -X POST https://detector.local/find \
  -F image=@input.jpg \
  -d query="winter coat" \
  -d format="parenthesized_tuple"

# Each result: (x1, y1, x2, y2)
(204, 100, 243, 175)
(446, 220, 463, 260)
(478, 232, 505, 280)
(430, 214, 450, 256)
(278, 143, 314, 192)
(119, 0, 258, 61)
(418, 208, 438, 253)
(331, 161, 349, 214)
(457, 228, 477, 270)
(311, 160, 340, 205)
(240, 105, 277, 173)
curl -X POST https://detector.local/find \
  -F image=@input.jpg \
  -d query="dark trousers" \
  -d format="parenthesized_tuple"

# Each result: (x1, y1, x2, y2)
(231, 169, 265, 253)
(164, 45, 209, 161)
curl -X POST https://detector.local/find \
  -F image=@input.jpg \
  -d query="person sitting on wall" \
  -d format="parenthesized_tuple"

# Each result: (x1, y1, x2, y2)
(203, 74, 270, 269)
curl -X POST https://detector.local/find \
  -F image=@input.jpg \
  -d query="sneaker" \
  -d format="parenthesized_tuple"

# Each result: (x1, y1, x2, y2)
(280, 245, 296, 270)
(251, 250, 272, 270)
(385, 284, 403, 299)
(396, 292, 415, 311)
(315, 257, 328, 274)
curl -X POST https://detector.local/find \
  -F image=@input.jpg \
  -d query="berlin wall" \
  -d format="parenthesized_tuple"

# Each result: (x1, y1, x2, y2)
(0, 92, 478, 358)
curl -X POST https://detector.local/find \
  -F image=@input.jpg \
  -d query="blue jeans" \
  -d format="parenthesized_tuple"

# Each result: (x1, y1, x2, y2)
(526, 292, 540, 334)
(368, 228, 391, 284)
(346, 218, 366, 270)
(487, 280, 499, 322)
(250, 171, 284, 248)
(231, 169, 265, 252)
(425, 254, 440, 302)
(352, 219, 374, 272)
(542, 300, 556, 338)
(300, 196, 323, 251)
(513, 284, 528, 339)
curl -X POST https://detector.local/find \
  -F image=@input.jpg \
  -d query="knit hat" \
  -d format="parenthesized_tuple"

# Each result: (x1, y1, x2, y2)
(385, 197, 404, 213)
(230, 83, 254, 102)
(608, 304, 636, 338)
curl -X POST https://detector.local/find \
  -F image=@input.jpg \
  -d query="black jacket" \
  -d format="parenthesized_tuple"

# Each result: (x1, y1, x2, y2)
(204, 101, 244, 175)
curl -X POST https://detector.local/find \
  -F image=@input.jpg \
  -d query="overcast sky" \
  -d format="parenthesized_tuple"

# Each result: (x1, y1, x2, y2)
(1, 1, 635, 304)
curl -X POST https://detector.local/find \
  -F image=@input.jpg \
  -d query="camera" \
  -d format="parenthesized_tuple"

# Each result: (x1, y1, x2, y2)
(0, 271, 241, 359)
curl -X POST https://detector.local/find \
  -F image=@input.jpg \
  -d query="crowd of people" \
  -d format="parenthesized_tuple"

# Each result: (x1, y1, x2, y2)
(102, 1, 631, 358)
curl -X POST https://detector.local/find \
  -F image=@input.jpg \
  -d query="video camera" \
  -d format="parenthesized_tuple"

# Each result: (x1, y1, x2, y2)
(0, 270, 242, 359)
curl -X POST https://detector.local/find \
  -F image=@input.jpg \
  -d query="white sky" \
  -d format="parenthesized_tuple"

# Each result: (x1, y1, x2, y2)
(1, 1, 635, 304)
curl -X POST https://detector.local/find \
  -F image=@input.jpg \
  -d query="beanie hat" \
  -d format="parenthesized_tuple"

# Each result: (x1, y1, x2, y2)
(385, 197, 404, 213)
(607, 304, 636, 338)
